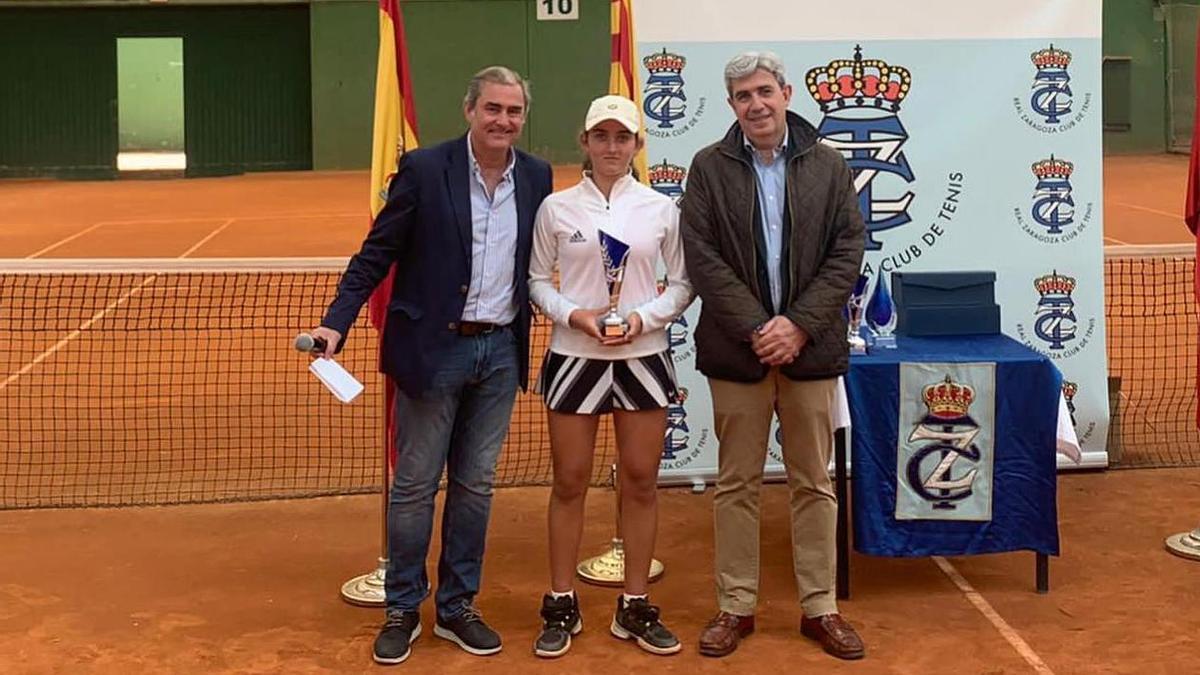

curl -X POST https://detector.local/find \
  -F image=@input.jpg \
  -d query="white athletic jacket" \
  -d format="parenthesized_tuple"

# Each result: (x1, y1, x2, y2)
(529, 173, 694, 360)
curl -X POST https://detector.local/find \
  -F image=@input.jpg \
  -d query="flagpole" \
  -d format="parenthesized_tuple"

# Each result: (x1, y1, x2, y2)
(340, 375, 390, 606)
(341, 0, 414, 605)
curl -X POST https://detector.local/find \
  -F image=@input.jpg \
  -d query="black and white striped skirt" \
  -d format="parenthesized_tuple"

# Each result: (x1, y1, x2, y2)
(536, 350, 679, 414)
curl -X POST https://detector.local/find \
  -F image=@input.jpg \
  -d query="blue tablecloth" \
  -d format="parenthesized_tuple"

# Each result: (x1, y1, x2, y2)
(845, 334, 1061, 557)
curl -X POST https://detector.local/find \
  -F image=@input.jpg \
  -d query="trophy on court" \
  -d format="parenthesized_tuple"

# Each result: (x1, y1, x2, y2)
(866, 272, 898, 349)
(597, 229, 632, 338)
(845, 274, 869, 355)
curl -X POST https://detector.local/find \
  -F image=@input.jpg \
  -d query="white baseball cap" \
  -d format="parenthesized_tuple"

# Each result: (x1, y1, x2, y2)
(584, 94, 640, 133)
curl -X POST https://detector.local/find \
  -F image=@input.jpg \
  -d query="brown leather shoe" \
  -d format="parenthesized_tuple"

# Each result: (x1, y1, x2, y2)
(698, 611, 755, 657)
(800, 613, 865, 659)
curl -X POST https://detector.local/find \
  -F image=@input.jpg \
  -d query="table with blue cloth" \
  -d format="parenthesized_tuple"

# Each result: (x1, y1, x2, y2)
(834, 333, 1063, 597)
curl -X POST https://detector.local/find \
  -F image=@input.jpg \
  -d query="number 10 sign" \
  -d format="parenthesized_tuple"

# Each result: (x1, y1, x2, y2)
(536, 0, 578, 21)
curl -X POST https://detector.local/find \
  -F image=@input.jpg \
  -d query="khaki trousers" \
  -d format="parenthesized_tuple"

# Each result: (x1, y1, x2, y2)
(710, 371, 838, 618)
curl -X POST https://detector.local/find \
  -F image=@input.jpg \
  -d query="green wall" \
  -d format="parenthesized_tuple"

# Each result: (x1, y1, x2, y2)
(1103, 0, 1169, 153)
(0, 4, 312, 178)
(306, 0, 610, 169)
(117, 37, 185, 152)
(310, 0, 376, 170)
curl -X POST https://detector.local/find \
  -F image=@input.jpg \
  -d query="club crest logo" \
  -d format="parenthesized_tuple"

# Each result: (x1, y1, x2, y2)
(1013, 155, 1093, 243)
(808, 46, 965, 275)
(768, 423, 785, 464)
(904, 375, 983, 509)
(648, 159, 687, 204)
(642, 49, 706, 138)
(658, 276, 694, 364)
(660, 387, 710, 470)
(662, 388, 689, 461)
(1061, 380, 1097, 445)
(807, 46, 914, 252)
(1013, 44, 1092, 133)
(1016, 270, 1095, 359)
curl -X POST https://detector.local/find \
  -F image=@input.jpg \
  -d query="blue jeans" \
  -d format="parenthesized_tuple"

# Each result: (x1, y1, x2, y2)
(384, 327, 519, 621)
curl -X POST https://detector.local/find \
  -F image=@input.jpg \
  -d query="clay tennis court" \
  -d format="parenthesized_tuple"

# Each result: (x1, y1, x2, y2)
(1, 155, 1198, 673)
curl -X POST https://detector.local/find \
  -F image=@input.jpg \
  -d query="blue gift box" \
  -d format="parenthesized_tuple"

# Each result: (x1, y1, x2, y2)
(892, 271, 1000, 336)
(893, 270, 996, 307)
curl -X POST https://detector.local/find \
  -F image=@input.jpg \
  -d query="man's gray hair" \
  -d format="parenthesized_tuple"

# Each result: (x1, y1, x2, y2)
(463, 65, 531, 111)
(723, 51, 787, 94)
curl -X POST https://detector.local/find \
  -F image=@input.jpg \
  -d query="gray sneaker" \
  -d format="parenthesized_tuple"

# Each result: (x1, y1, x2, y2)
(534, 593, 583, 658)
(373, 609, 421, 665)
(433, 606, 502, 656)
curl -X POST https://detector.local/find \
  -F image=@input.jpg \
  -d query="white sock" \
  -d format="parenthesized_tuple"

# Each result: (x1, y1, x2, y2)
(550, 589, 575, 600)
(622, 593, 647, 605)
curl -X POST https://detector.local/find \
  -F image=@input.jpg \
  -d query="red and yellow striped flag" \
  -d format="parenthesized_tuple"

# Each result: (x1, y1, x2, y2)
(610, 0, 648, 182)
(366, 0, 419, 463)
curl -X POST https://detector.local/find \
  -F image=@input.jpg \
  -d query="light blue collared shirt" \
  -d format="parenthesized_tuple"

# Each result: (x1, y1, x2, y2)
(746, 130, 789, 313)
(462, 139, 519, 325)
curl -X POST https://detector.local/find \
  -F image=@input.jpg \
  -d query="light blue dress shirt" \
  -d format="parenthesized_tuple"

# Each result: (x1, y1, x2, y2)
(745, 130, 789, 313)
(462, 139, 519, 324)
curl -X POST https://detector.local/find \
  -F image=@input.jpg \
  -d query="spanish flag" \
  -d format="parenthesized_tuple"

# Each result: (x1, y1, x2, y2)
(609, 0, 648, 182)
(366, 0, 419, 463)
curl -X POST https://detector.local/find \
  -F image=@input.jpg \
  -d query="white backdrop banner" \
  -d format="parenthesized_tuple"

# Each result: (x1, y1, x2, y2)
(637, 0, 1108, 483)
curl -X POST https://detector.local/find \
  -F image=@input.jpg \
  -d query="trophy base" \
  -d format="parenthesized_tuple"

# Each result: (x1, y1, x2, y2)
(869, 334, 898, 350)
(601, 322, 629, 338)
(848, 336, 867, 355)
(340, 558, 387, 607)
(577, 538, 665, 586)
(1166, 528, 1200, 562)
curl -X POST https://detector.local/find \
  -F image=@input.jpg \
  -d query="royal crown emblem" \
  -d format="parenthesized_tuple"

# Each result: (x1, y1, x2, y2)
(806, 45, 911, 113)
(648, 159, 686, 200)
(1031, 45, 1072, 70)
(922, 375, 976, 422)
(648, 159, 686, 187)
(1032, 156, 1074, 181)
(644, 48, 685, 74)
(1034, 270, 1076, 297)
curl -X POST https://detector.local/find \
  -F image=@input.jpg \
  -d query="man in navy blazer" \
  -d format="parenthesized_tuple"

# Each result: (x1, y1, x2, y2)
(313, 65, 553, 666)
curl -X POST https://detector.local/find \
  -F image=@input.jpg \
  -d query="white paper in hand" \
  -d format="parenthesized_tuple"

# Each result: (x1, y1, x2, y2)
(309, 357, 364, 403)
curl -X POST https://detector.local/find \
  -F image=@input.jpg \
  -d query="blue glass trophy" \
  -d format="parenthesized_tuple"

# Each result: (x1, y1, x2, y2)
(597, 229, 632, 337)
(845, 274, 869, 355)
(866, 272, 898, 349)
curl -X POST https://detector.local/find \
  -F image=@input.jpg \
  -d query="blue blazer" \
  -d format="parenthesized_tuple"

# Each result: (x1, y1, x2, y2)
(322, 135, 554, 397)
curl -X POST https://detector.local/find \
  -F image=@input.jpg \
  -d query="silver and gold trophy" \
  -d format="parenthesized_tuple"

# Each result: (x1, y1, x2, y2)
(597, 229, 632, 337)
(846, 274, 869, 355)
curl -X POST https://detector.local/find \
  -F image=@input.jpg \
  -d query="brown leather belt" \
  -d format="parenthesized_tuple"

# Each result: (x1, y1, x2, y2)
(457, 321, 504, 337)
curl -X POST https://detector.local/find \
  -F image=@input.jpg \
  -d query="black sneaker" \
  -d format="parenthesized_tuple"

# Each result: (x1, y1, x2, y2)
(534, 593, 583, 658)
(373, 609, 421, 665)
(610, 596, 681, 655)
(433, 606, 502, 655)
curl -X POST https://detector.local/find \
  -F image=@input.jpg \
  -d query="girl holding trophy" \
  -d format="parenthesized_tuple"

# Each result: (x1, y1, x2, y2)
(528, 94, 694, 657)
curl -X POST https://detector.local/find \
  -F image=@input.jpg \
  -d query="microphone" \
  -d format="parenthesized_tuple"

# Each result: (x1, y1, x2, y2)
(294, 333, 328, 355)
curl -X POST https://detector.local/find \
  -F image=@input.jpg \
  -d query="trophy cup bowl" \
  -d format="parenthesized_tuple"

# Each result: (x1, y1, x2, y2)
(597, 230, 631, 338)
(846, 274, 869, 355)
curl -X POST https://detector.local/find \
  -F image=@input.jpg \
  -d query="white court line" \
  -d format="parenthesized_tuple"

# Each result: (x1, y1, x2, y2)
(177, 218, 235, 258)
(1110, 201, 1181, 220)
(2, 217, 228, 392)
(1103, 235, 1130, 245)
(25, 222, 111, 259)
(94, 212, 358, 226)
(0, 275, 159, 393)
(932, 556, 1056, 675)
